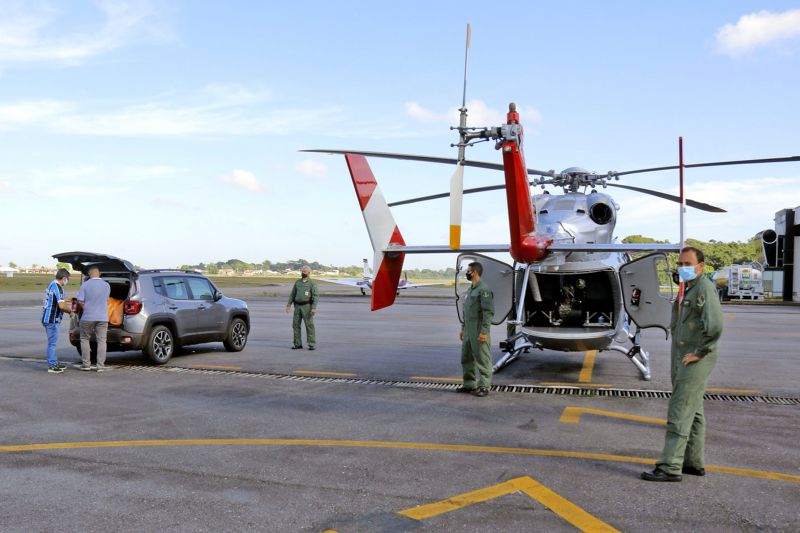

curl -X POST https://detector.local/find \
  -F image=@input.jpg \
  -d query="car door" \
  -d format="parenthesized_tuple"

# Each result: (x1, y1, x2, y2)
(154, 276, 198, 338)
(618, 253, 673, 335)
(186, 276, 226, 338)
(455, 253, 515, 325)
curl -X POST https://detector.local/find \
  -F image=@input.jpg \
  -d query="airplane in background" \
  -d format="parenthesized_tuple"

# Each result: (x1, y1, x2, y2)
(319, 259, 444, 295)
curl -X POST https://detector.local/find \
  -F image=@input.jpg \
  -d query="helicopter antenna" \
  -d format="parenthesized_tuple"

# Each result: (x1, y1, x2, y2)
(449, 23, 470, 249)
(679, 137, 685, 249)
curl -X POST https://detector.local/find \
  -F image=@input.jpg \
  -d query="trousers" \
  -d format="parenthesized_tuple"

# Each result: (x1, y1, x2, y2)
(292, 304, 315, 348)
(80, 320, 108, 369)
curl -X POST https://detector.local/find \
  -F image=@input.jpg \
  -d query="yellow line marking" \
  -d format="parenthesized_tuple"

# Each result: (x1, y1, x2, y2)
(540, 382, 614, 388)
(399, 477, 519, 520)
(508, 477, 620, 532)
(1, 438, 797, 483)
(187, 364, 242, 370)
(411, 376, 462, 382)
(706, 387, 760, 394)
(578, 350, 597, 383)
(399, 475, 619, 531)
(559, 407, 666, 426)
(292, 370, 357, 377)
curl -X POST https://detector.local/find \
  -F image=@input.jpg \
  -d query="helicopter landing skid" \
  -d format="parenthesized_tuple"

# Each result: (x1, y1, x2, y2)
(606, 328, 651, 381)
(494, 334, 540, 373)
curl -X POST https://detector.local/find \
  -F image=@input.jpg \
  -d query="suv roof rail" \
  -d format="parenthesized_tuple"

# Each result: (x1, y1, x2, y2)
(138, 269, 203, 275)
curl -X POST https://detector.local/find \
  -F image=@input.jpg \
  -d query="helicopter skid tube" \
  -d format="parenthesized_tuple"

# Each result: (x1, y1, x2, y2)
(494, 334, 540, 373)
(605, 343, 652, 381)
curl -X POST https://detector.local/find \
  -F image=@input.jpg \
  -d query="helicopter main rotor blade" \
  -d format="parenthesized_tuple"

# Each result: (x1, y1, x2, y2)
(300, 149, 554, 177)
(390, 181, 726, 213)
(604, 183, 726, 213)
(615, 155, 800, 176)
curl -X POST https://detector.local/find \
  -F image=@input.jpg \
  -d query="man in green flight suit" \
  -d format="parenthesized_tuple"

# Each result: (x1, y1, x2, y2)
(286, 266, 318, 350)
(456, 261, 495, 397)
(642, 246, 724, 482)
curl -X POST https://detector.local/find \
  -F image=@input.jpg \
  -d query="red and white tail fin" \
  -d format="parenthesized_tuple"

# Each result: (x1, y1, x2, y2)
(345, 154, 405, 310)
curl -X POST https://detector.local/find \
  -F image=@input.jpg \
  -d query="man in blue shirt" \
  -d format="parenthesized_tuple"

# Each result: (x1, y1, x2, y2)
(76, 266, 111, 372)
(41, 268, 73, 373)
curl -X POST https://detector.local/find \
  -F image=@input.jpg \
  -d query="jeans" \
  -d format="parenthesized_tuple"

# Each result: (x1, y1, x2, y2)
(43, 322, 59, 366)
(80, 320, 108, 369)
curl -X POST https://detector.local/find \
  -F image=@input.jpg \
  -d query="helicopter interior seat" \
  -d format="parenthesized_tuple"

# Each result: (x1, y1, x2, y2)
(522, 270, 617, 330)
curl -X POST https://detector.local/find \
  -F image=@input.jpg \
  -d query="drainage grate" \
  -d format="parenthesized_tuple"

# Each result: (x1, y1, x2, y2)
(116, 364, 800, 406)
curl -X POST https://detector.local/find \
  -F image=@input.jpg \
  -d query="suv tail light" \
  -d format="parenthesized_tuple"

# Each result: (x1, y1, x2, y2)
(124, 301, 143, 315)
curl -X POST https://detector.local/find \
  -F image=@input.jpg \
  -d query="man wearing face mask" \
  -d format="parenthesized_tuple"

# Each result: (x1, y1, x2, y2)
(642, 246, 724, 482)
(286, 266, 318, 350)
(41, 268, 73, 373)
(456, 261, 494, 397)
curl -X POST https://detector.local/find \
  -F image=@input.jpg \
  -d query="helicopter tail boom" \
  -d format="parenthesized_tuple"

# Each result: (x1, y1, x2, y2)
(344, 154, 406, 311)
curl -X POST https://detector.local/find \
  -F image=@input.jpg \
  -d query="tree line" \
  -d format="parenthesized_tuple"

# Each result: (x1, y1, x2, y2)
(176, 236, 764, 279)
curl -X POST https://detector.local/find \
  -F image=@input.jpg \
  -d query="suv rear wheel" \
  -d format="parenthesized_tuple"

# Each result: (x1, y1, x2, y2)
(145, 325, 174, 364)
(223, 317, 248, 352)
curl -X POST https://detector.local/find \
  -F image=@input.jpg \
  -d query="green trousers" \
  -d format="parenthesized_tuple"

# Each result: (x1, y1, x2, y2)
(656, 352, 716, 474)
(292, 304, 315, 348)
(461, 335, 492, 389)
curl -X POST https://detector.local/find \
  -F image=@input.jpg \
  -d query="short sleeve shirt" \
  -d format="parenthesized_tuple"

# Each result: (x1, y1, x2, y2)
(77, 278, 111, 322)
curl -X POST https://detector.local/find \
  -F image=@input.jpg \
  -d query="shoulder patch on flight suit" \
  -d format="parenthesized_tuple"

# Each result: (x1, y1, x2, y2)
(696, 294, 706, 307)
(481, 290, 490, 298)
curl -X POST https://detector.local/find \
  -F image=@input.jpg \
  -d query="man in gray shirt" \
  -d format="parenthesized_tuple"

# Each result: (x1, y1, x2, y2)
(76, 266, 111, 371)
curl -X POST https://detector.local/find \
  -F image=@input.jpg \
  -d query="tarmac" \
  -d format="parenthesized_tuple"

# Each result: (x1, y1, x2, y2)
(1, 284, 798, 532)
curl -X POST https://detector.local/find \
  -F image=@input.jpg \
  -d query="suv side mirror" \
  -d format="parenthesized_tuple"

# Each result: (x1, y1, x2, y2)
(213, 290, 223, 301)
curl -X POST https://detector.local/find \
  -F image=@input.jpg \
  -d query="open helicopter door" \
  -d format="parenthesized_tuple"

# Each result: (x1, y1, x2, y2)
(618, 253, 673, 335)
(455, 253, 514, 325)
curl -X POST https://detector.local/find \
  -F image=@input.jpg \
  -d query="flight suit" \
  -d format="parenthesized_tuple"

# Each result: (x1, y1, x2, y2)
(656, 275, 724, 475)
(461, 280, 495, 389)
(288, 278, 318, 348)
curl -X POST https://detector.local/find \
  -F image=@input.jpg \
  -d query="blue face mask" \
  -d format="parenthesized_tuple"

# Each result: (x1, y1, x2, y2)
(677, 266, 698, 282)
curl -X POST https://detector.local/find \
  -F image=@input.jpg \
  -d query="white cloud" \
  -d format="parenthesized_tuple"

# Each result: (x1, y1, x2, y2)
(716, 9, 800, 56)
(404, 102, 445, 123)
(405, 99, 543, 128)
(42, 185, 129, 198)
(218, 169, 264, 193)
(295, 159, 328, 178)
(0, 0, 173, 66)
(0, 180, 14, 193)
(0, 100, 74, 126)
(0, 89, 344, 137)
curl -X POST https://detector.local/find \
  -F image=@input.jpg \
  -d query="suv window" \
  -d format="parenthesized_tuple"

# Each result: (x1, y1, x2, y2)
(187, 277, 215, 301)
(156, 276, 190, 300)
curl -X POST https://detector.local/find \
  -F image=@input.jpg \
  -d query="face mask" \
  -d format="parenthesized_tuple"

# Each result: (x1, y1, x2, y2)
(677, 266, 698, 282)
(301, 273, 308, 279)
(465, 272, 473, 281)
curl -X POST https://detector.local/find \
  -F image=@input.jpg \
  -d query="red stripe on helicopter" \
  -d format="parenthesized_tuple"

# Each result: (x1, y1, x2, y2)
(345, 154, 378, 211)
(371, 226, 406, 311)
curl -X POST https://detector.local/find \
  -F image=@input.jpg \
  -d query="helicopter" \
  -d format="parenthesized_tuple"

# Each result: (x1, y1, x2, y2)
(304, 29, 800, 381)
(319, 258, 443, 295)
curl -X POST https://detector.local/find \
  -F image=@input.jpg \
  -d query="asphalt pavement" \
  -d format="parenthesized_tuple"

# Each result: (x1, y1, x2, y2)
(1, 285, 798, 532)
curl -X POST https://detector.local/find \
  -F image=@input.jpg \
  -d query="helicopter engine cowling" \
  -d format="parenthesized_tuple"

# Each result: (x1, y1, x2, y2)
(587, 197, 615, 225)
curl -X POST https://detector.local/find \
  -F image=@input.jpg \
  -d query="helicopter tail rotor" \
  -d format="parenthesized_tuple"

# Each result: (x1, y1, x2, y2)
(344, 154, 406, 311)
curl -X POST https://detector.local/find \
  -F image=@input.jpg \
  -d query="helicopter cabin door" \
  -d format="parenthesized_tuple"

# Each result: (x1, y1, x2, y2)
(618, 253, 673, 334)
(455, 254, 514, 325)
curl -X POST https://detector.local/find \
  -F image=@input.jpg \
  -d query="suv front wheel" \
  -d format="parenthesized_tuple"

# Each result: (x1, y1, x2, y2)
(223, 317, 248, 352)
(145, 325, 175, 364)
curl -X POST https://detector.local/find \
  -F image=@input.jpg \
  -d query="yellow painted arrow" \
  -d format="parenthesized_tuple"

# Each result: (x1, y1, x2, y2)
(398, 475, 619, 532)
(559, 407, 666, 426)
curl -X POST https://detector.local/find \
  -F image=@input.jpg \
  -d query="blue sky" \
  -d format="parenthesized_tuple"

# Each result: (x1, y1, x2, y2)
(1, 1, 799, 270)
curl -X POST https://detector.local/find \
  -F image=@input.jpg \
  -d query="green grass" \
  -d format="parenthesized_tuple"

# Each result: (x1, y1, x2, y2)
(0, 274, 54, 293)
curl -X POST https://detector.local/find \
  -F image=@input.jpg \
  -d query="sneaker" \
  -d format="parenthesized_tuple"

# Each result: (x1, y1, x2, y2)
(96, 367, 106, 373)
(472, 387, 489, 397)
(455, 385, 476, 393)
(47, 365, 64, 374)
(308, 346, 315, 351)
(291, 346, 302, 350)
(56, 362, 68, 370)
(78, 365, 94, 371)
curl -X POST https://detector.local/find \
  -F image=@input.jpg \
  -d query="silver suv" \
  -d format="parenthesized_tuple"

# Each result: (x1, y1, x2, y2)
(54, 252, 250, 364)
